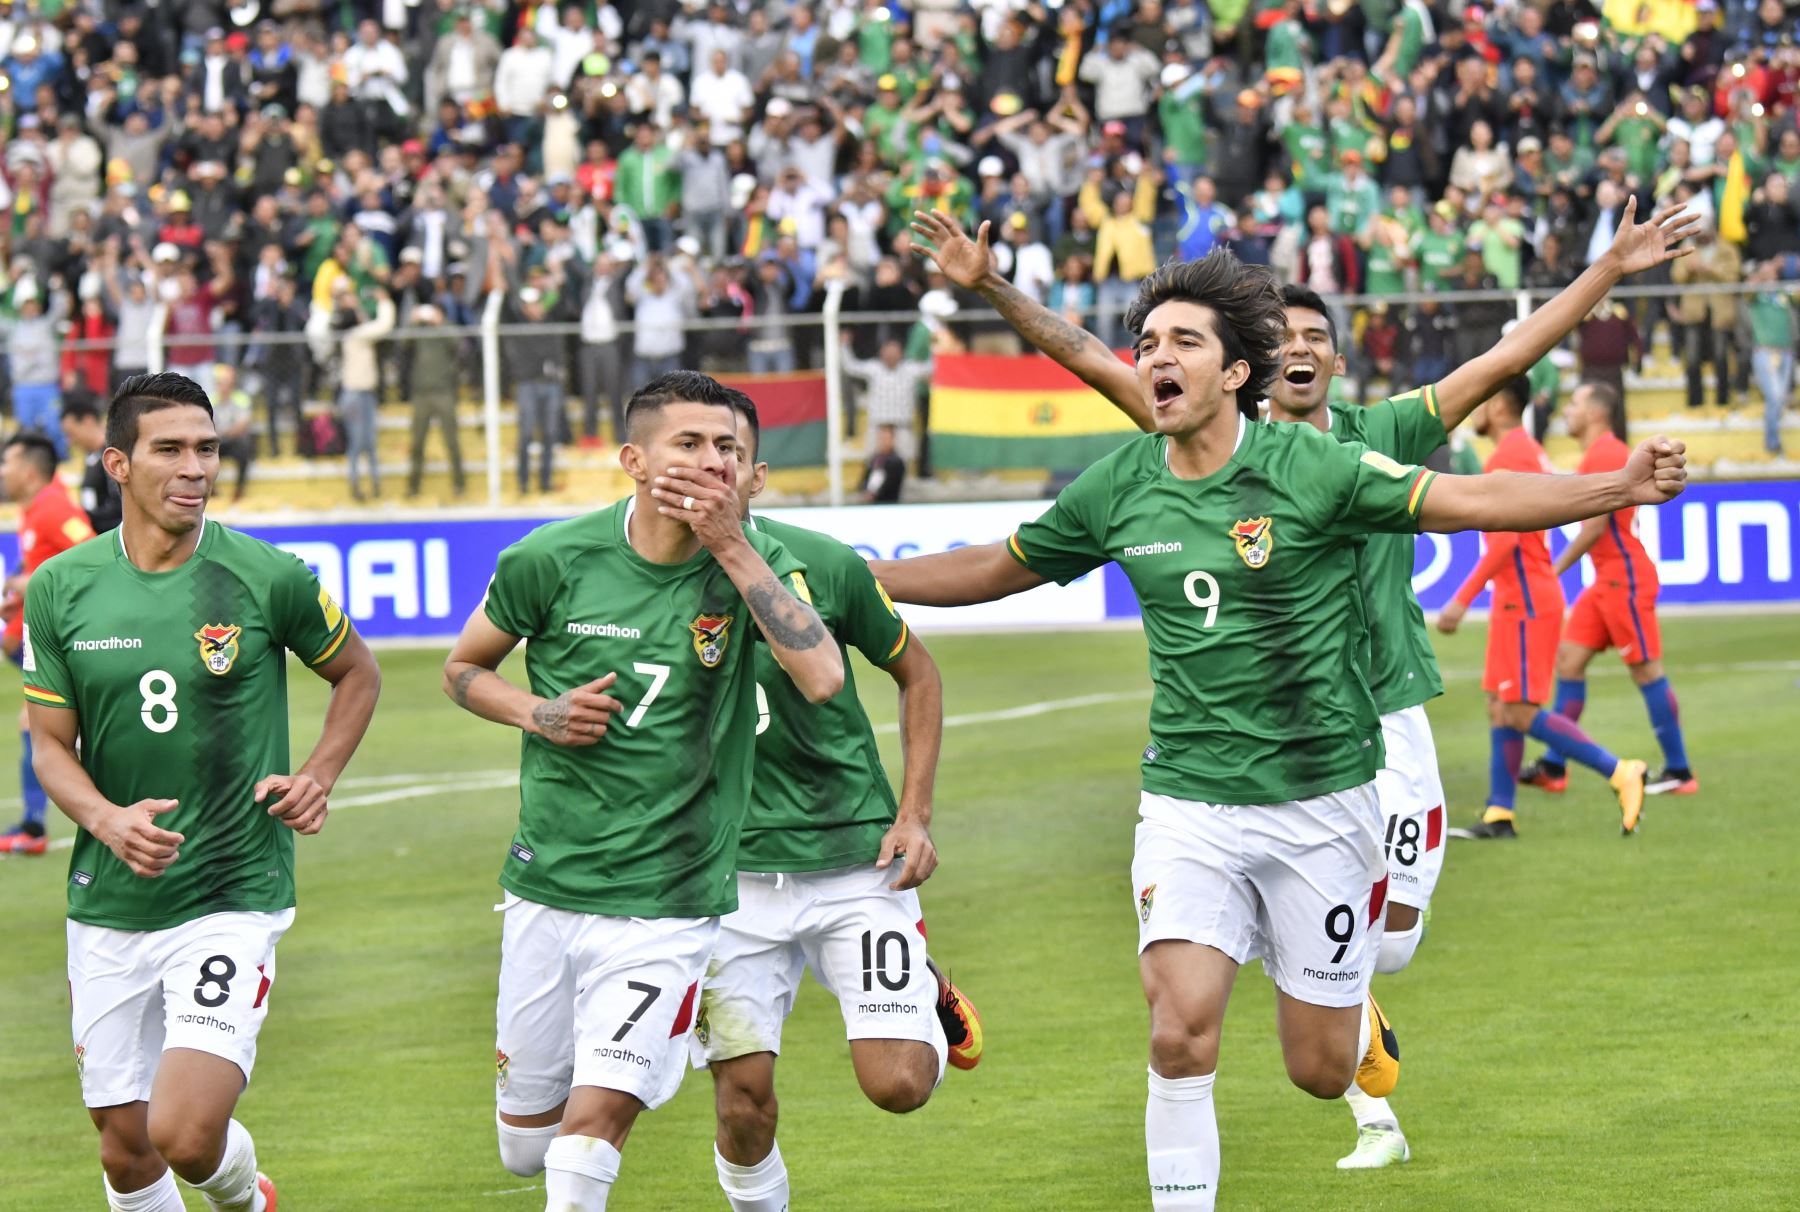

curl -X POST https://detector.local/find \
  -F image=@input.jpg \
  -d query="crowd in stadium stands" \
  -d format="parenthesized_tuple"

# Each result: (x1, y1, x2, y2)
(2, 0, 1799, 499)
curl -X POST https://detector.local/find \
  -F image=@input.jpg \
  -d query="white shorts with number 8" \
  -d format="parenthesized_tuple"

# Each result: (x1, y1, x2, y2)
(1374, 704, 1449, 912)
(1132, 784, 1387, 1009)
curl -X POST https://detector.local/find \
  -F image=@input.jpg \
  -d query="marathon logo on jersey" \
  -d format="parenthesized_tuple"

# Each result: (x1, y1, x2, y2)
(195, 624, 243, 676)
(1138, 883, 1156, 923)
(1231, 517, 1273, 569)
(690, 613, 733, 668)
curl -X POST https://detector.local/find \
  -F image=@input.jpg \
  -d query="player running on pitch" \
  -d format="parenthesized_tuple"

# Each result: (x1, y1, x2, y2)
(1438, 380, 1650, 837)
(1515, 381, 1696, 797)
(23, 372, 382, 1212)
(870, 251, 1688, 1212)
(690, 387, 981, 1212)
(442, 371, 842, 1212)
(911, 196, 1698, 1169)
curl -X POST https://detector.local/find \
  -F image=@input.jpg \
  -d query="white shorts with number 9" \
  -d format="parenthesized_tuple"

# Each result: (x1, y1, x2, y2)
(67, 908, 294, 1108)
(1132, 784, 1386, 1009)
(494, 894, 716, 1116)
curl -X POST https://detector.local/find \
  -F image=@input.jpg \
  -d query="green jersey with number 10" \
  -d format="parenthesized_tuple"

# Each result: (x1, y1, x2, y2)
(740, 515, 910, 873)
(1327, 385, 1449, 714)
(482, 500, 805, 919)
(1008, 418, 1437, 806)
(21, 521, 352, 932)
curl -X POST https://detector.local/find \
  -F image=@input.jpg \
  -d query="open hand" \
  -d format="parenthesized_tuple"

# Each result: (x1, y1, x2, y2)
(910, 209, 994, 290)
(102, 798, 184, 877)
(1623, 436, 1687, 505)
(1608, 196, 1701, 276)
(530, 673, 623, 747)
(652, 463, 744, 552)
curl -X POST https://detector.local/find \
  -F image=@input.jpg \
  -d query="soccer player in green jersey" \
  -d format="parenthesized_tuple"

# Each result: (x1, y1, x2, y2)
(871, 248, 1688, 1211)
(914, 199, 1698, 1171)
(22, 372, 382, 1212)
(441, 371, 843, 1212)
(689, 388, 981, 1211)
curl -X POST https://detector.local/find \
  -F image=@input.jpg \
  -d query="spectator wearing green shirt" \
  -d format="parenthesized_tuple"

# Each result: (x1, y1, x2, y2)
(1771, 129, 1800, 184)
(1746, 258, 1798, 455)
(1417, 201, 1466, 288)
(1280, 99, 1330, 190)
(1325, 150, 1379, 237)
(1361, 212, 1414, 296)
(1469, 200, 1526, 289)
(1157, 64, 1211, 182)
(614, 122, 681, 250)
(1264, 0, 1312, 73)
(1598, 92, 1668, 185)
(1543, 128, 1595, 195)
(1526, 345, 1563, 440)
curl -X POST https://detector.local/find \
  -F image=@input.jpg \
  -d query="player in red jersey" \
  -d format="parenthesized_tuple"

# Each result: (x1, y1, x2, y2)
(0, 431, 96, 854)
(1518, 381, 1695, 796)
(1437, 380, 1648, 838)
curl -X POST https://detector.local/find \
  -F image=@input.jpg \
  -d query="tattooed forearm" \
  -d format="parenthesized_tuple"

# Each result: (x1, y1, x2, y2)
(745, 576, 829, 651)
(530, 695, 574, 742)
(449, 666, 484, 708)
(979, 275, 1103, 362)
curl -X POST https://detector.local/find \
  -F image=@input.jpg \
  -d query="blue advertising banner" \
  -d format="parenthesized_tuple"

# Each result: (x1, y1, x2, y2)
(0, 480, 1794, 640)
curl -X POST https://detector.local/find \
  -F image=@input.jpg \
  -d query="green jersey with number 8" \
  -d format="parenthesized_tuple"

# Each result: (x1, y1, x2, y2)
(739, 515, 910, 873)
(1327, 385, 1449, 714)
(21, 521, 353, 932)
(482, 500, 805, 919)
(1007, 418, 1437, 806)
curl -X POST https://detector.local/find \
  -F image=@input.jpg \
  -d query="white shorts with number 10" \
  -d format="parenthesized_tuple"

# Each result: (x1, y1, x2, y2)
(1374, 704, 1448, 912)
(1132, 784, 1387, 1009)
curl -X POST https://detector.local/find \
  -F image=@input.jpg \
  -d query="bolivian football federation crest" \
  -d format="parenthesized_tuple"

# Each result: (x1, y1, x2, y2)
(496, 1049, 510, 1092)
(1231, 517, 1273, 569)
(690, 613, 733, 668)
(1138, 883, 1156, 923)
(195, 624, 243, 675)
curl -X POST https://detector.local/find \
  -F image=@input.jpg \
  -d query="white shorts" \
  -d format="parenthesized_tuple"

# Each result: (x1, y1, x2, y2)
(694, 864, 938, 1066)
(1133, 785, 1386, 1009)
(494, 893, 716, 1116)
(67, 908, 295, 1109)
(1375, 705, 1449, 912)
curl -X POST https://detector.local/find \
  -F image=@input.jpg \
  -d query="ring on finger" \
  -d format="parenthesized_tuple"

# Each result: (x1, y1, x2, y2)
(682, 495, 695, 511)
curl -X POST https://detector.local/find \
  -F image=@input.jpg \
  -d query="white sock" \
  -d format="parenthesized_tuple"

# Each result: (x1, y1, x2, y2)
(497, 1111, 560, 1176)
(1351, 997, 1373, 1094)
(1344, 1086, 1401, 1131)
(543, 1134, 620, 1212)
(105, 1168, 186, 1212)
(714, 1142, 790, 1211)
(1145, 1068, 1218, 1211)
(189, 1118, 264, 1212)
(928, 1012, 949, 1089)
(1376, 921, 1424, 974)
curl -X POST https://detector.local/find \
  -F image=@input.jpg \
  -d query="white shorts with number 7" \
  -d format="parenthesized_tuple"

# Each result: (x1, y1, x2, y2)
(494, 893, 716, 1116)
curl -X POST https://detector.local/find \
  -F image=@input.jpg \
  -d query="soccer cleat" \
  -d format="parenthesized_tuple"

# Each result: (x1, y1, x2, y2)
(256, 1171, 277, 1212)
(1354, 996, 1399, 1098)
(1336, 1123, 1411, 1170)
(0, 829, 48, 855)
(1448, 807, 1517, 840)
(1647, 767, 1699, 796)
(926, 958, 983, 1071)
(1518, 758, 1568, 793)
(1610, 759, 1648, 835)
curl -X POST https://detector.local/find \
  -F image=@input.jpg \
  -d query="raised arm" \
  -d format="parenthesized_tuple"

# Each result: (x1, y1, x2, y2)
(874, 635, 944, 891)
(870, 542, 1046, 606)
(1418, 436, 1686, 534)
(1432, 198, 1699, 432)
(911, 209, 1149, 428)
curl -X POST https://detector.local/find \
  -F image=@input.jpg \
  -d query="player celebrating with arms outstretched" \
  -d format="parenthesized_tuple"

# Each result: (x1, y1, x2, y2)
(23, 372, 382, 1212)
(442, 371, 842, 1212)
(871, 253, 1688, 1211)
(692, 389, 980, 1212)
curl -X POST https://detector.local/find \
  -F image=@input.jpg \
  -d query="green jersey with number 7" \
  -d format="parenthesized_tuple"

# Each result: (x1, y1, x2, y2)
(21, 520, 353, 931)
(481, 499, 806, 919)
(1006, 417, 1437, 806)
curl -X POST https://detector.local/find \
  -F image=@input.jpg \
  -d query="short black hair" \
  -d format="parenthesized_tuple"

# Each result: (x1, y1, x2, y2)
(1578, 379, 1628, 440)
(1492, 374, 1532, 416)
(1125, 251, 1285, 418)
(107, 372, 215, 455)
(4, 431, 60, 481)
(624, 369, 741, 444)
(1280, 284, 1337, 352)
(61, 393, 104, 424)
(722, 386, 762, 460)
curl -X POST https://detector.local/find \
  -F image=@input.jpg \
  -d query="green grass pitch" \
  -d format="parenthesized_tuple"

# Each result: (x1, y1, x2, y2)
(2, 616, 1796, 1210)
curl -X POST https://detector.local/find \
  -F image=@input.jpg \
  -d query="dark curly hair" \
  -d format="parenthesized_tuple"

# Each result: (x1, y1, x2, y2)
(1125, 251, 1285, 418)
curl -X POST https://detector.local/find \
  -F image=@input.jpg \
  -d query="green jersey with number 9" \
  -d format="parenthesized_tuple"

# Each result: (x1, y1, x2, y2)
(1007, 418, 1437, 806)
(739, 515, 910, 873)
(21, 521, 353, 931)
(482, 499, 805, 919)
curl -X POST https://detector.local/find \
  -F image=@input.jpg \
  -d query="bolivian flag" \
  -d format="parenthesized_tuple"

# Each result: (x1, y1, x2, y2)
(720, 369, 827, 466)
(929, 353, 1140, 471)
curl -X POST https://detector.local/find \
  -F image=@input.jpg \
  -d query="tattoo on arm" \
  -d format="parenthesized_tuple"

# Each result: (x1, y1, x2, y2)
(530, 695, 574, 742)
(449, 666, 483, 708)
(745, 575, 829, 651)
(982, 275, 1101, 362)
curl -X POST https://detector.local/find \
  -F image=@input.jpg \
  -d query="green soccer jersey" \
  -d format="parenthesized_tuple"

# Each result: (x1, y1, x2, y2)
(1327, 386, 1449, 714)
(21, 522, 352, 931)
(1008, 420, 1438, 805)
(481, 500, 805, 919)
(739, 516, 910, 872)
(1417, 230, 1464, 286)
